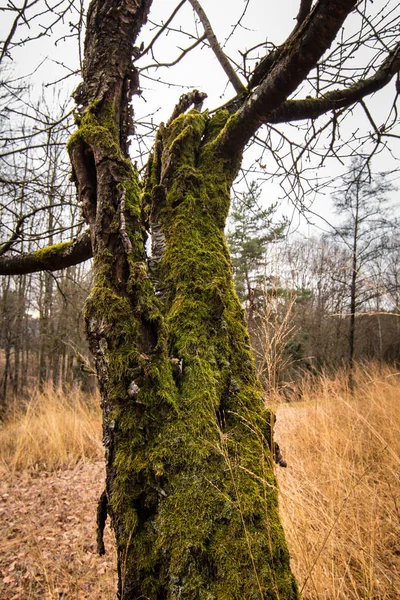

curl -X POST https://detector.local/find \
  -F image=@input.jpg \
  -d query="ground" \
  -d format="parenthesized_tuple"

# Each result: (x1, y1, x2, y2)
(0, 461, 116, 599)
(1, 365, 399, 600)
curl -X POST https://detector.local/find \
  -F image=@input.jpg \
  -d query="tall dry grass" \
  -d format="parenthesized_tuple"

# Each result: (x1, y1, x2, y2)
(275, 362, 400, 600)
(0, 365, 399, 599)
(0, 384, 102, 472)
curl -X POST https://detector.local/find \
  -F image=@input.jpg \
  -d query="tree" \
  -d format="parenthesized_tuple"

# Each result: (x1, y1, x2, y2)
(1, 1, 400, 598)
(227, 181, 286, 323)
(332, 158, 396, 371)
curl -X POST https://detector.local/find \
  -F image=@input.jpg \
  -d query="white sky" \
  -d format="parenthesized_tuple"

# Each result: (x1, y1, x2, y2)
(1, 0, 399, 237)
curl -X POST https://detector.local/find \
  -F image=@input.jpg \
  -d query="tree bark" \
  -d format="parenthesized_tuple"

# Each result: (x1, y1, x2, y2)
(80, 105, 299, 599)
(66, 1, 299, 598)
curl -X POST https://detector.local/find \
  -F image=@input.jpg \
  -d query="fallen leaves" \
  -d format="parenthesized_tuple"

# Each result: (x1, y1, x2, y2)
(0, 462, 117, 599)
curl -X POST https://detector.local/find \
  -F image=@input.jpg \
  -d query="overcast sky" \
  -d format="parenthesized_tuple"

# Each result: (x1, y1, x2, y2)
(1, 0, 399, 235)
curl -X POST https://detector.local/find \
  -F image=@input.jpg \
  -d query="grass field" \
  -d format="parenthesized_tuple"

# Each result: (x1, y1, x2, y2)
(276, 363, 400, 600)
(0, 384, 102, 472)
(0, 363, 399, 599)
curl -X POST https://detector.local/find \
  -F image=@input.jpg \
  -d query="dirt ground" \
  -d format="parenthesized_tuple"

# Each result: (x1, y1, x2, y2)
(0, 462, 117, 599)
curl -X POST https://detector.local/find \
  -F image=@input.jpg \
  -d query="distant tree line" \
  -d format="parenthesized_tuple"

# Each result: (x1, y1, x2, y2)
(0, 80, 94, 410)
(0, 267, 94, 408)
(228, 164, 399, 392)
(1, 161, 398, 405)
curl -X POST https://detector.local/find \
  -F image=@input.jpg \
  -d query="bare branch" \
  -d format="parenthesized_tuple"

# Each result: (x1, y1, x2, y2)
(135, 0, 187, 61)
(187, 0, 246, 95)
(139, 34, 206, 73)
(0, 0, 40, 64)
(267, 42, 400, 124)
(217, 0, 360, 157)
(248, 0, 313, 90)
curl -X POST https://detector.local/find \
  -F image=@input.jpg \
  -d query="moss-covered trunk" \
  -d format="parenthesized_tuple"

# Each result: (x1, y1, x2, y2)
(71, 102, 299, 598)
(65, 5, 298, 597)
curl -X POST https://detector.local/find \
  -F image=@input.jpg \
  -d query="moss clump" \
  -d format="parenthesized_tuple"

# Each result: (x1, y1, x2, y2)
(34, 241, 71, 261)
(76, 98, 299, 598)
(67, 101, 119, 155)
(110, 109, 300, 599)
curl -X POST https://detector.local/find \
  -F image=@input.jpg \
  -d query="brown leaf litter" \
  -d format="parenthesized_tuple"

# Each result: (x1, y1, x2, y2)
(0, 462, 117, 599)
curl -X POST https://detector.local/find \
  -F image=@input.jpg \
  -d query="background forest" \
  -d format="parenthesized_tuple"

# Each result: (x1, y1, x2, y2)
(2, 165, 399, 403)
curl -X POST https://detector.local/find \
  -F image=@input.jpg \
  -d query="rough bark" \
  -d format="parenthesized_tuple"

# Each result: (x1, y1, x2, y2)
(65, 1, 300, 597)
(267, 41, 400, 124)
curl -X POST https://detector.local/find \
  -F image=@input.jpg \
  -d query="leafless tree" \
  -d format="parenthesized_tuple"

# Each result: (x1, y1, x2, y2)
(332, 158, 397, 374)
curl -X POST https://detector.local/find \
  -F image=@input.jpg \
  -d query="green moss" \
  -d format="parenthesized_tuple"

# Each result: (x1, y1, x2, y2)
(162, 110, 207, 165)
(67, 100, 119, 155)
(34, 241, 71, 261)
(70, 101, 179, 570)
(121, 168, 141, 218)
(110, 108, 300, 598)
(85, 240, 178, 563)
(79, 101, 299, 598)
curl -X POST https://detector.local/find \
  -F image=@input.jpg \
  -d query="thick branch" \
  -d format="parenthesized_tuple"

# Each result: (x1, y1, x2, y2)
(296, 0, 314, 27)
(218, 0, 358, 157)
(268, 42, 400, 124)
(187, 0, 246, 95)
(249, 0, 314, 90)
(0, 230, 92, 275)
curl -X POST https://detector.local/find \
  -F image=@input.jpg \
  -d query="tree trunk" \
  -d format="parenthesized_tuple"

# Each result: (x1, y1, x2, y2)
(1, 344, 11, 407)
(76, 108, 299, 599)
(349, 248, 357, 367)
(67, 2, 299, 597)
(348, 184, 360, 391)
(38, 271, 54, 387)
(12, 275, 26, 395)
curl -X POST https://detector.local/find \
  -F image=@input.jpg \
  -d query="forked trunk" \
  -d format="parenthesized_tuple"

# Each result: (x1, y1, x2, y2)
(67, 1, 299, 597)
(72, 107, 298, 599)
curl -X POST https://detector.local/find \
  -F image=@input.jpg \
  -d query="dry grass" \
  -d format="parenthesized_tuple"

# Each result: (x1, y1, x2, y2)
(0, 384, 102, 472)
(0, 365, 399, 599)
(275, 362, 400, 600)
